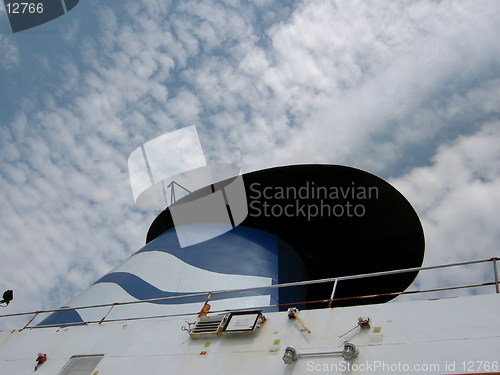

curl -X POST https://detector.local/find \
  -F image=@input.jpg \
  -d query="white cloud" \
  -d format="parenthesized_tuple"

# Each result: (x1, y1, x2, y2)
(1, 0, 500, 328)
(0, 34, 20, 68)
(391, 123, 500, 296)
(168, 0, 500, 175)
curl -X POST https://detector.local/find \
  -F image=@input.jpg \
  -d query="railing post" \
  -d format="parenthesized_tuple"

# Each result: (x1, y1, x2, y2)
(20, 311, 40, 331)
(493, 258, 499, 294)
(99, 304, 116, 324)
(328, 279, 339, 308)
(198, 293, 213, 317)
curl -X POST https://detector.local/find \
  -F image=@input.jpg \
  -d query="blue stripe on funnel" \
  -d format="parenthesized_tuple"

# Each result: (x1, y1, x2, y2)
(135, 226, 279, 280)
(37, 307, 86, 327)
(94, 272, 278, 305)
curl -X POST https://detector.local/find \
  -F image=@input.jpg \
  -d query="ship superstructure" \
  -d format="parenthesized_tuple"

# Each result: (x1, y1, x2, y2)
(0, 257, 499, 374)
(0, 140, 498, 374)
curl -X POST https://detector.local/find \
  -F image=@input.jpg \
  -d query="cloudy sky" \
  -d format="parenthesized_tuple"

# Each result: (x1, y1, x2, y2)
(0, 0, 499, 327)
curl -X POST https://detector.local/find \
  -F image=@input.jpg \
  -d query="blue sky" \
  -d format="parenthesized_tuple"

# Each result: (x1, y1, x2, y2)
(1, 0, 499, 327)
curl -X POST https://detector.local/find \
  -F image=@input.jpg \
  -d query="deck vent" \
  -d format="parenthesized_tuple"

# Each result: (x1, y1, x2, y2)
(189, 315, 228, 337)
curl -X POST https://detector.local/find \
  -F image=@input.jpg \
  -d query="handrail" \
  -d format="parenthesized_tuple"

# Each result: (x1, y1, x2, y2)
(1, 256, 498, 329)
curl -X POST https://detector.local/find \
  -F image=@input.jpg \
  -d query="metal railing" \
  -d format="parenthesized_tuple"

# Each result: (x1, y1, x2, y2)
(1, 257, 498, 330)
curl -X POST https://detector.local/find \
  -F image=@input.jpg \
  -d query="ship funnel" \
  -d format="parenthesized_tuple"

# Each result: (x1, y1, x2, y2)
(39, 129, 424, 327)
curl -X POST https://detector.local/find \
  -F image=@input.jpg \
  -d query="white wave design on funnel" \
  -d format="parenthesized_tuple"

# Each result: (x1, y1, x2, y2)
(107, 251, 272, 293)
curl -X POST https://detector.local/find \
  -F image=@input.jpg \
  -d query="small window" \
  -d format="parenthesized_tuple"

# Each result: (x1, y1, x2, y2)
(58, 355, 103, 375)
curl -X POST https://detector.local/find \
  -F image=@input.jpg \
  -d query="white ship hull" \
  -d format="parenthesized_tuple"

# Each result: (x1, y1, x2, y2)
(1, 293, 499, 374)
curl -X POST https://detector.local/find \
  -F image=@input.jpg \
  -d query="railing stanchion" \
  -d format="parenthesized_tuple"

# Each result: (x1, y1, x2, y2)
(328, 279, 338, 308)
(20, 311, 39, 331)
(198, 293, 213, 317)
(493, 258, 499, 294)
(99, 304, 116, 324)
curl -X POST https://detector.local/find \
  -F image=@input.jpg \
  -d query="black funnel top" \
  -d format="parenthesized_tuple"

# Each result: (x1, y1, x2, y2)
(147, 164, 425, 307)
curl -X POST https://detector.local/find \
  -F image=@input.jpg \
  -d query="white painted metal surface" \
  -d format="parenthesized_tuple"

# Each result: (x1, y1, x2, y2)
(1, 293, 499, 375)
